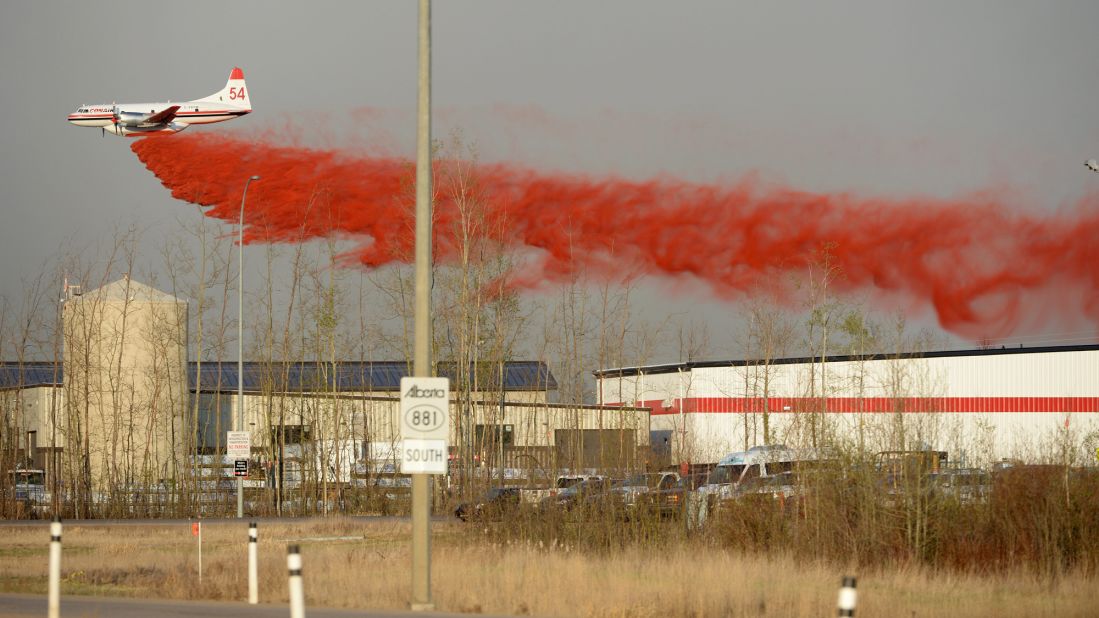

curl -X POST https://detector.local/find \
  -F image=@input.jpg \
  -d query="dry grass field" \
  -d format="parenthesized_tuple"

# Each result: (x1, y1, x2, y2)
(0, 518, 1096, 617)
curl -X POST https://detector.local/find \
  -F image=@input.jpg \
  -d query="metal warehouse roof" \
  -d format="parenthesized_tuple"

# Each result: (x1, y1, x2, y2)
(0, 361, 557, 393)
(0, 362, 62, 389)
(593, 343, 1099, 379)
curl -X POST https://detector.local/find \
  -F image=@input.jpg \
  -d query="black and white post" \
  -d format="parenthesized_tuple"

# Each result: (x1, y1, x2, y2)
(287, 544, 304, 618)
(48, 517, 61, 618)
(248, 522, 258, 604)
(837, 575, 857, 617)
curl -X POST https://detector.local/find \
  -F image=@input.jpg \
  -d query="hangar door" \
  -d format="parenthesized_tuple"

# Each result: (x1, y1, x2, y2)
(554, 429, 636, 470)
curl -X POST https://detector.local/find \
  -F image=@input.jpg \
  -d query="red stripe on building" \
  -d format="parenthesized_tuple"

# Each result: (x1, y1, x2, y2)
(627, 397, 1099, 415)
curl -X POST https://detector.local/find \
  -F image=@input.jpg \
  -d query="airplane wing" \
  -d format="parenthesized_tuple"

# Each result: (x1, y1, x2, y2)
(144, 105, 180, 125)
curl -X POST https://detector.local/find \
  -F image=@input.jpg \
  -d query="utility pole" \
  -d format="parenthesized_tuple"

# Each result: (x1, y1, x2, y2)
(411, 0, 434, 610)
(237, 174, 260, 519)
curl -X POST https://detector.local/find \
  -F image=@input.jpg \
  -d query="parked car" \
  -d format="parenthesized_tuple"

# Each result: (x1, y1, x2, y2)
(455, 487, 522, 522)
(540, 477, 613, 512)
(554, 474, 605, 492)
(931, 467, 991, 504)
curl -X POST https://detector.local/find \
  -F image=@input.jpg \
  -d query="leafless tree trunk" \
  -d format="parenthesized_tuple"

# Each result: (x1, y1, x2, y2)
(801, 243, 843, 450)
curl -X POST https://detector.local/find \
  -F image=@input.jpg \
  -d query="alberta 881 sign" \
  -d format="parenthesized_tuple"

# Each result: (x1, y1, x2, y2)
(399, 377, 450, 474)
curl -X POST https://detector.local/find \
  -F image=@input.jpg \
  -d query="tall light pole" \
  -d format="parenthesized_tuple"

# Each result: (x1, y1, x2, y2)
(238, 174, 260, 519)
(411, 0, 434, 610)
(498, 359, 505, 487)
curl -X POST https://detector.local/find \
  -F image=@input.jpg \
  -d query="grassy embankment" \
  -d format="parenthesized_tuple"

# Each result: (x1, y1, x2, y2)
(0, 517, 1095, 617)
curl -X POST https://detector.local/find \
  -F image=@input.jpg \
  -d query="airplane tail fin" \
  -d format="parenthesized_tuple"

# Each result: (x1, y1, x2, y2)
(197, 67, 251, 110)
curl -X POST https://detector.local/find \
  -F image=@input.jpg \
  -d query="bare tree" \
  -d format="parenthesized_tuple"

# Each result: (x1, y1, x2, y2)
(428, 133, 525, 494)
(158, 209, 237, 515)
(254, 204, 311, 515)
(800, 243, 844, 449)
(838, 307, 879, 455)
(0, 269, 53, 517)
(743, 296, 795, 447)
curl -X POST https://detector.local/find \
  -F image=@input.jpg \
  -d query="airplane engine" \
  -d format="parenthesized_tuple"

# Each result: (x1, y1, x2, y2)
(116, 111, 147, 127)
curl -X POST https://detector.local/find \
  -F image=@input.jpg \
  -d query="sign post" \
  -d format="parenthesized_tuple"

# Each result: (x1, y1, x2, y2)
(227, 431, 250, 518)
(412, 0, 434, 610)
(401, 376, 448, 611)
(192, 521, 202, 583)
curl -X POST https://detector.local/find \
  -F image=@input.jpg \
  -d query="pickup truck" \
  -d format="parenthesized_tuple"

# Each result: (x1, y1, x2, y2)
(6, 468, 50, 518)
(644, 472, 708, 518)
(607, 472, 680, 512)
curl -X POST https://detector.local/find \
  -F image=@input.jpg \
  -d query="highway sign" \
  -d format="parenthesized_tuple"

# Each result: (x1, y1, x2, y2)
(400, 377, 449, 441)
(400, 377, 449, 474)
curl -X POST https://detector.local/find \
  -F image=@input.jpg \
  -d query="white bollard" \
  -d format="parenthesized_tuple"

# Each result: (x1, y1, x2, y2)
(248, 522, 258, 604)
(288, 544, 305, 618)
(837, 575, 857, 617)
(48, 518, 61, 618)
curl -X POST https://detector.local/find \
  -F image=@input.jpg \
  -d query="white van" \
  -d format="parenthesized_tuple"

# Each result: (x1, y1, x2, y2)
(687, 445, 798, 527)
(700, 444, 798, 501)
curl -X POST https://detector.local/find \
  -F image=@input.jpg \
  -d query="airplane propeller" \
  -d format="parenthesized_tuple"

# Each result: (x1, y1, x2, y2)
(110, 103, 121, 137)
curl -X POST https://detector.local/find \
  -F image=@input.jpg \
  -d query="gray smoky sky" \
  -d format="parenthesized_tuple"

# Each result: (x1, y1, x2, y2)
(2, 1, 1099, 361)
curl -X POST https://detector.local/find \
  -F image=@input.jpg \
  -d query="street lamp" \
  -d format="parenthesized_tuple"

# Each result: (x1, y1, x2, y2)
(237, 174, 260, 519)
(1086, 159, 1099, 173)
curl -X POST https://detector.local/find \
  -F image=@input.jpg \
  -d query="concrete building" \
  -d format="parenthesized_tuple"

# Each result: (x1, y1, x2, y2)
(61, 277, 188, 492)
(595, 345, 1099, 467)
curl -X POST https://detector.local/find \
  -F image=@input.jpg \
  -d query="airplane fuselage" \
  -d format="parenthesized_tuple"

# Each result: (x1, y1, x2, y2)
(68, 101, 249, 136)
(68, 68, 252, 137)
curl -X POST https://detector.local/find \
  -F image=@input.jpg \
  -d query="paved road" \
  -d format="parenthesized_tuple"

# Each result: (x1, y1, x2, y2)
(0, 593, 497, 618)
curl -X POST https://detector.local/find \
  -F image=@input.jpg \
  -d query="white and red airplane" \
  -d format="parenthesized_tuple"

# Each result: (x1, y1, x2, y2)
(68, 68, 252, 137)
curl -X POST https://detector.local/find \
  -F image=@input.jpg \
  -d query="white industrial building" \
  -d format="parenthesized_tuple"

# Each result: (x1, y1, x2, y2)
(595, 345, 1099, 467)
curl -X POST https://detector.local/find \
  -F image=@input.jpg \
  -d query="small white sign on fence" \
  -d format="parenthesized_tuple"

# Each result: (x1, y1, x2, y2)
(227, 431, 251, 459)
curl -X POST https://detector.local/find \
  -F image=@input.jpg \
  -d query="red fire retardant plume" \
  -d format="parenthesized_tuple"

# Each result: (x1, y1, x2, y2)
(131, 133, 1099, 341)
